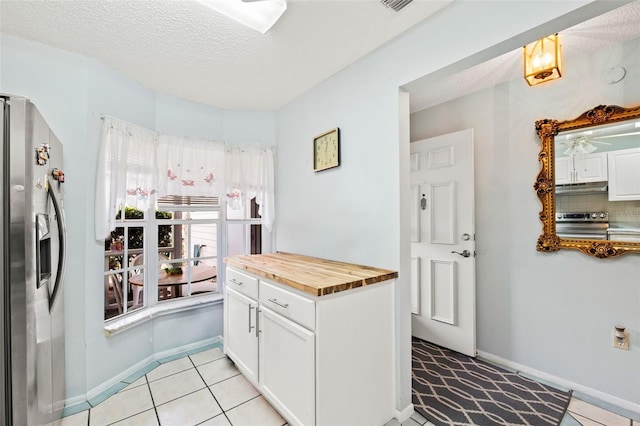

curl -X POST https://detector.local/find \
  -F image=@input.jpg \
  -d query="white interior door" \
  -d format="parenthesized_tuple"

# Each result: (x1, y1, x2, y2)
(410, 129, 476, 357)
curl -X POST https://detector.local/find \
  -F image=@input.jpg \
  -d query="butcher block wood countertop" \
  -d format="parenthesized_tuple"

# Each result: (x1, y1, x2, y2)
(224, 252, 398, 297)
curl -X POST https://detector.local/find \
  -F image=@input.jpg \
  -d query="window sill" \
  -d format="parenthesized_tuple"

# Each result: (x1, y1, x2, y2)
(104, 293, 224, 337)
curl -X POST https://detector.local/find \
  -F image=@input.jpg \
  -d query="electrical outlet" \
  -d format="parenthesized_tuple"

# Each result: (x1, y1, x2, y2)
(613, 331, 629, 350)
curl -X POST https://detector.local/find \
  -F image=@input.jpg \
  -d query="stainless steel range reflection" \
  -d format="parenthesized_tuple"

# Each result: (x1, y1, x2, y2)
(555, 212, 609, 240)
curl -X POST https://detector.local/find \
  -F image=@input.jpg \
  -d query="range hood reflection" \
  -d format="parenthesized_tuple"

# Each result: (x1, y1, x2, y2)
(555, 181, 608, 195)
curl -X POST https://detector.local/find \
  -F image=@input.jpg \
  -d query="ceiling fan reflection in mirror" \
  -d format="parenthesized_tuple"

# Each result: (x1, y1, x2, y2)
(558, 119, 640, 156)
(558, 134, 610, 156)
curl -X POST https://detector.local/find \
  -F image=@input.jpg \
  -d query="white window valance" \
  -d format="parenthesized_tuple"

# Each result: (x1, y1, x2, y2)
(95, 117, 275, 240)
(157, 135, 226, 198)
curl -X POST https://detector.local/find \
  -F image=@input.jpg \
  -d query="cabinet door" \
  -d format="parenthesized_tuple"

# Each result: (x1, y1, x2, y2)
(225, 287, 258, 383)
(608, 147, 640, 201)
(574, 152, 608, 183)
(259, 307, 315, 426)
(555, 156, 574, 184)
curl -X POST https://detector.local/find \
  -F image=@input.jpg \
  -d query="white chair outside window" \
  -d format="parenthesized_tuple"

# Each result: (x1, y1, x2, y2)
(105, 274, 123, 315)
(130, 253, 171, 304)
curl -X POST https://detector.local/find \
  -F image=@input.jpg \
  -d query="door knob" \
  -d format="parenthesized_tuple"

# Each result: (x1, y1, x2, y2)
(451, 250, 471, 258)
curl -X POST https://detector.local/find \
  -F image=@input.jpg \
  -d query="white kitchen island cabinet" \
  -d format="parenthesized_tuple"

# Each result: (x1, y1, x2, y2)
(259, 305, 315, 426)
(224, 267, 259, 383)
(223, 252, 398, 426)
(224, 287, 259, 383)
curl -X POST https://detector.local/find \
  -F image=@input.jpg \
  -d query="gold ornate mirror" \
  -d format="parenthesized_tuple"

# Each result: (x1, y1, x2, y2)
(535, 104, 640, 258)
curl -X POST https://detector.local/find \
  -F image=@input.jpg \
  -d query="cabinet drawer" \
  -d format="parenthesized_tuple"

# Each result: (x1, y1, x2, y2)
(226, 267, 258, 300)
(260, 280, 315, 331)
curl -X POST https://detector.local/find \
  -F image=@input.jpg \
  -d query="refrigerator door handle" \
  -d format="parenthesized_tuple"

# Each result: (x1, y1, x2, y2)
(47, 183, 66, 311)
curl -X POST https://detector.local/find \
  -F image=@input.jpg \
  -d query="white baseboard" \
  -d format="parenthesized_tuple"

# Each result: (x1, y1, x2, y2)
(477, 350, 640, 417)
(394, 403, 415, 423)
(153, 336, 223, 364)
(63, 394, 88, 409)
(77, 336, 222, 405)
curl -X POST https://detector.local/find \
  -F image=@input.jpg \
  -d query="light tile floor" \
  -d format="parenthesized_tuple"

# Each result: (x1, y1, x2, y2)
(62, 345, 638, 426)
(561, 396, 638, 426)
(61, 345, 286, 426)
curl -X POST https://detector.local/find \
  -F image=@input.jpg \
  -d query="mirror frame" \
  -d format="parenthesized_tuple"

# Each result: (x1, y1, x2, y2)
(534, 104, 640, 258)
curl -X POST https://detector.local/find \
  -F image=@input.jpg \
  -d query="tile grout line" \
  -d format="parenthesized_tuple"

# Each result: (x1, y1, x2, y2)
(568, 408, 616, 426)
(190, 361, 227, 425)
(151, 380, 208, 409)
(205, 373, 234, 425)
(223, 394, 261, 413)
(573, 392, 640, 423)
(146, 373, 162, 426)
(190, 353, 235, 425)
(569, 399, 635, 426)
(147, 366, 195, 384)
(130, 350, 228, 424)
(101, 379, 158, 426)
(64, 346, 224, 425)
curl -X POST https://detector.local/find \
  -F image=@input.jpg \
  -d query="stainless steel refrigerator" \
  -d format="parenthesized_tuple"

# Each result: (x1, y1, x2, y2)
(1, 95, 66, 425)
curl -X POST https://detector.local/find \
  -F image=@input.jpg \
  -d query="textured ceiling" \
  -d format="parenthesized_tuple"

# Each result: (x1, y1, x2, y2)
(406, 0, 640, 113)
(3, 1, 639, 113)
(0, 0, 452, 111)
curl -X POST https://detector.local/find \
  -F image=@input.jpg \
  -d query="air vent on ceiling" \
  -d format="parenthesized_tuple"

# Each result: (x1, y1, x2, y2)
(380, 0, 413, 12)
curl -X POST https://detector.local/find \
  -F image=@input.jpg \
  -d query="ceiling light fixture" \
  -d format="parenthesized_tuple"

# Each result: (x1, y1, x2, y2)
(196, 0, 287, 34)
(523, 33, 562, 86)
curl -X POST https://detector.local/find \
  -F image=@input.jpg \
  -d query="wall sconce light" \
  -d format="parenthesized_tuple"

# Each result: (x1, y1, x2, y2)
(523, 33, 562, 86)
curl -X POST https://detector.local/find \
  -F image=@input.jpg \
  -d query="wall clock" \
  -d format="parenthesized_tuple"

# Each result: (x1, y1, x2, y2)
(313, 128, 340, 172)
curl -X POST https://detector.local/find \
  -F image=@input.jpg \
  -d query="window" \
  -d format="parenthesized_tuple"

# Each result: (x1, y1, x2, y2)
(98, 117, 274, 323)
(226, 197, 262, 256)
(155, 197, 220, 303)
(104, 207, 146, 320)
(103, 198, 222, 321)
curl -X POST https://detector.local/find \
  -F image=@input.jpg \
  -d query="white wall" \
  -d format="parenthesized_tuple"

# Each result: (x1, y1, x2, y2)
(274, 0, 633, 414)
(1, 32, 92, 405)
(3, 0, 637, 413)
(411, 37, 640, 407)
(0, 34, 276, 401)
